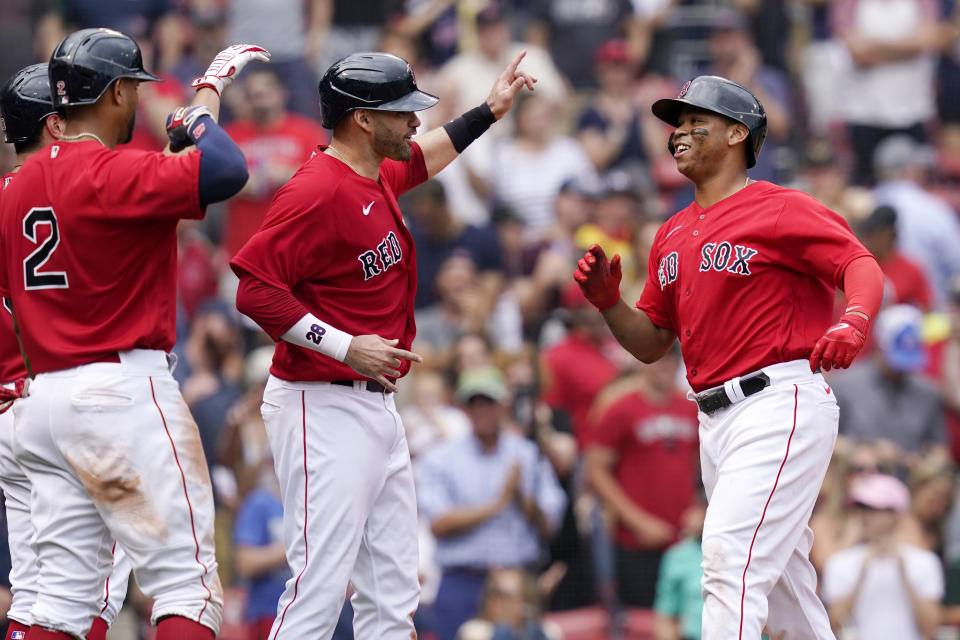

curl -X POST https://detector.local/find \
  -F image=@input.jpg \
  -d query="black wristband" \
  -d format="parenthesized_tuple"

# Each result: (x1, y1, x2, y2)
(442, 102, 497, 153)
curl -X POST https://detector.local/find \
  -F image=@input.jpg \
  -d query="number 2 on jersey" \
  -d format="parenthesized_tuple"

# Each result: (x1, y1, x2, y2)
(22, 207, 68, 290)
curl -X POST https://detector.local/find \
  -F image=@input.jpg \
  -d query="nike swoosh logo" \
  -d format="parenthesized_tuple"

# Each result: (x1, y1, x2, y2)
(825, 323, 849, 334)
(665, 225, 683, 239)
(362, 201, 374, 216)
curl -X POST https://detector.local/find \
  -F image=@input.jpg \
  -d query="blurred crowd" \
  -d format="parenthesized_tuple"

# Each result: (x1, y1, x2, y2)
(2, 0, 960, 639)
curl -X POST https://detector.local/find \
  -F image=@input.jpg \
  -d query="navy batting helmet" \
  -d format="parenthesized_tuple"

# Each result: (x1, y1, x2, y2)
(0, 64, 56, 145)
(318, 53, 438, 129)
(49, 28, 161, 109)
(652, 75, 767, 168)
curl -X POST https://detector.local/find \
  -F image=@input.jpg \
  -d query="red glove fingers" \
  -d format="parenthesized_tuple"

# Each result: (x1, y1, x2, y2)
(809, 314, 868, 372)
(573, 244, 622, 311)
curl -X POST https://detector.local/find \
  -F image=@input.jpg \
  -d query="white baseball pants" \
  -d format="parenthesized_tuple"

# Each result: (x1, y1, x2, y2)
(697, 360, 837, 640)
(0, 395, 131, 630)
(261, 376, 419, 640)
(11, 350, 222, 638)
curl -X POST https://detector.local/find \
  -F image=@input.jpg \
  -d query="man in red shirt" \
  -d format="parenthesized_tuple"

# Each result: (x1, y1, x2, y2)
(0, 30, 265, 640)
(223, 67, 324, 257)
(858, 204, 932, 310)
(540, 283, 620, 445)
(231, 51, 535, 639)
(585, 348, 699, 608)
(575, 76, 884, 639)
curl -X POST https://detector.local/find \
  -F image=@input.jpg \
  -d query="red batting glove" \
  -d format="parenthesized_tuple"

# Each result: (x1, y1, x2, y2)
(573, 244, 622, 311)
(809, 313, 869, 372)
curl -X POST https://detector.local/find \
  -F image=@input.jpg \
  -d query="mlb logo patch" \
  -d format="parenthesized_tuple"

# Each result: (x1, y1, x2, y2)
(11, 631, 25, 639)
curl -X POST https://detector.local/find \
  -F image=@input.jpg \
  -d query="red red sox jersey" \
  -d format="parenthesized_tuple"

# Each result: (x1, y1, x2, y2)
(637, 181, 874, 392)
(0, 173, 26, 383)
(588, 387, 699, 549)
(230, 143, 427, 383)
(0, 141, 204, 374)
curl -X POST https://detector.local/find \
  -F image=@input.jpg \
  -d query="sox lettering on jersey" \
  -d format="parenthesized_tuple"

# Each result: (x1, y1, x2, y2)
(358, 231, 403, 281)
(699, 242, 758, 275)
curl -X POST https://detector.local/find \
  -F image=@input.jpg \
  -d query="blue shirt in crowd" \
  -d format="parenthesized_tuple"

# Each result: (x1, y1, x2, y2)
(234, 487, 289, 622)
(416, 430, 567, 570)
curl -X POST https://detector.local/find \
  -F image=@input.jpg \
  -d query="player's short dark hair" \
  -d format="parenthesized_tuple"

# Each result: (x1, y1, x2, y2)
(12, 115, 50, 154)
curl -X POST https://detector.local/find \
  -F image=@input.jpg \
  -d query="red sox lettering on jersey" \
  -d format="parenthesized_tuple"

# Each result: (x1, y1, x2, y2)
(638, 181, 872, 392)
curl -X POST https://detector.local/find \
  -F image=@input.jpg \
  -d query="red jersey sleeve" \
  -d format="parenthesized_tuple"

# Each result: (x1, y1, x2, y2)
(378, 142, 427, 196)
(636, 224, 676, 331)
(230, 165, 338, 297)
(772, 192, 873, 287)
(83, 147, 204, 221)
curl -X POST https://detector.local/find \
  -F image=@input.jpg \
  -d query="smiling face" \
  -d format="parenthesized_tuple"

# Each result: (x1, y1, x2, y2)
(368, 109, 420, 161)
(671, 105, 749, 180)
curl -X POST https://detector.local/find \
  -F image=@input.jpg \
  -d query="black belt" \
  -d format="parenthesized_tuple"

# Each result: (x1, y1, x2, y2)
(695, 372, 770, 415)
(331, 379, 392, 394)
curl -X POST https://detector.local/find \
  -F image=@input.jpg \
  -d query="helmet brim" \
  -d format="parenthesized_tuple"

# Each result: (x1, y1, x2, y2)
(652, 97, 696, 127)
(375, 89, 439, 113)
(127, 70, 163, 83)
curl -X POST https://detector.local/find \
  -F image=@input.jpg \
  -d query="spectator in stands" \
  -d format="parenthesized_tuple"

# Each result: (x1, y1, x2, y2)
(898, 457, 954, 554)
(59, 0, 172, 40)
(857, 205, 933, 310)
(810, 440, 882, 572)
(312, 0, 396, 74)
(540, 285, 621, 445)
(577, 39, 649, 174)
(180, 300, 245, 470)
(586, 348, 699, 607)
(224, 66, 323, 257)
(705, 9, 792, 183)
(822, 473, 943, 640)
(407, 180, 503, 309)
(417, 367, 567, 640)
(526, 0, 638, 89)
(872, 135, 960, 309)
(831, 0, 942, 185)
(935, 276, 960, 461)
(796, 141, 873, 222)
(400, 369, 472, 459)
(233, 457, 290, 640)
(832, 304, 948, 464)
(574, 170, 646, 284)
(226, 0, 323, 117)
(491, 92, 596, 246)
(652, 495, 706, 640)
(415, 252, 523, 361)
(455, 568, 562, 640)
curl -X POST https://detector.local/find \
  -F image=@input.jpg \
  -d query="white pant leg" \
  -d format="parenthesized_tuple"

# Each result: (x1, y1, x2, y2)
(349, 393, 420, 639)
(0, 404, 39, 626)
(14, 352, 223, 636)
(698, 363, 837, 640)
(765, 527, 835, 640)
(263, 377, 412, 640)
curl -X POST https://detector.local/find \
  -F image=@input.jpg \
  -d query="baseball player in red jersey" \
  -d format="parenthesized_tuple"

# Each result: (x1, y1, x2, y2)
(0, 30, 267, 640)
(0, 63, 132, 640)
(575, 76, 886, 639)
(230, 51, 535, 638)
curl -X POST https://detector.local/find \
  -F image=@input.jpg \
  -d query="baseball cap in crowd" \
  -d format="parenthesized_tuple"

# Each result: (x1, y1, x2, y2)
(456, 366, 508, 403)
(848, 473, 910, 513)
(594, 39, 630, 66)
(873, 135, 936, 175)
(874, 304, 928, 372)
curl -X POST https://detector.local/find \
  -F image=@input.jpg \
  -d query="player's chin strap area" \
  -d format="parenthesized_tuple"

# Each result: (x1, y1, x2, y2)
(693, 372, 770, 415)
(0, 378, 30, 415)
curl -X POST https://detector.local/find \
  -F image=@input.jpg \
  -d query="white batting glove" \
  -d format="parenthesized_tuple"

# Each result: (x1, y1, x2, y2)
(191, 44, 271, 95)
